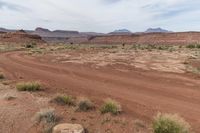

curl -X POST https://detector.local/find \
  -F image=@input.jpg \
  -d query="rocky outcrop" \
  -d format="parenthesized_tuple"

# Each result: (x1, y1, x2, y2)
(0, 30, 45, 44)
(53, 123, 85, 133)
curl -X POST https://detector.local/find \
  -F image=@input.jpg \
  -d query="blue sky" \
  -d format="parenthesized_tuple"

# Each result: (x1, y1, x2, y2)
(0, 0, 200, 32)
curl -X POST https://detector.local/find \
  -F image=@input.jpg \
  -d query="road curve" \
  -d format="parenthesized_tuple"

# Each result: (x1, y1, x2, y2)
(0, 51, 200, 131)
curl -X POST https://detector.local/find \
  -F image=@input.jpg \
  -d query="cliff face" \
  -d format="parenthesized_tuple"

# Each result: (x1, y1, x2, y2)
(88, 32, 200, 45)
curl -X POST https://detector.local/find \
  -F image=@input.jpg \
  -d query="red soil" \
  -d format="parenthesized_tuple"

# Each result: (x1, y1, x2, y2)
(0, 51, 200, 132)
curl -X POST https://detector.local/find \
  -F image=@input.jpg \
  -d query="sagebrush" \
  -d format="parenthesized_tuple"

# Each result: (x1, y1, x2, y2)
(100, 99, 122, 115)
(153, 113, 190, 133)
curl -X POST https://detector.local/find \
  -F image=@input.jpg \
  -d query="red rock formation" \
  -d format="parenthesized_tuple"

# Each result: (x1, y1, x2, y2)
(88, 32, 200, 45)
(0, 31, 45, 44)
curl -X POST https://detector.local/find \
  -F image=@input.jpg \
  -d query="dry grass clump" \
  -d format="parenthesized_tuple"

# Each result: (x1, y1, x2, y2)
(34, 108, 57, 124)
(76, 97, 95, 112)
(152, 113, 190, 133)
(16, 82, 41, 91)
(100, 99, 122, 115)
(33, 108, 58, 133)
(53, 95, 75, 106)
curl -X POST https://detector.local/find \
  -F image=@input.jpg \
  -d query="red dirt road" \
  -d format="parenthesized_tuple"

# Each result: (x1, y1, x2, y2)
(1, 51, 200, 131)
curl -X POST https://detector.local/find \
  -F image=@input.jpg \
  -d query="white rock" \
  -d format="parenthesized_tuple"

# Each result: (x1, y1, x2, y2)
(53, 123, 85, 133)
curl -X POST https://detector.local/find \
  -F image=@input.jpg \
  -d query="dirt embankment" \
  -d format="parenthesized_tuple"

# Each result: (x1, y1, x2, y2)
(0, 31, 45, 44)
(88, 32, 200, 45)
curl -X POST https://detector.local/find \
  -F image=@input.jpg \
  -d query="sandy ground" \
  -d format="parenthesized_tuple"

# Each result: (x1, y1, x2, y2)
(0, 47, 200, 132)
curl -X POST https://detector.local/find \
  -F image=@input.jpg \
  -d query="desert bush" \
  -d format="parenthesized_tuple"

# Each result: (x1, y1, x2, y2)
(0, 74, 4, 79)
(100, 99, 122, 115)
(34, 108, 57, 124)
(99, 45, 117, 49)
(53, 95, 75, 106)
(196, 44, 200, 48)
(16, 82, 41, 91)
(25, 44, 34, 48)
(186, 44, 196, 49)
(152, 113, 190, 133)
(25, 42, 37, 48)
(76, 97, 95, 112)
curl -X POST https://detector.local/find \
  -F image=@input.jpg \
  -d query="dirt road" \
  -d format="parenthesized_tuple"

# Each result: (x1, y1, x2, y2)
(0, 51, 200, 131)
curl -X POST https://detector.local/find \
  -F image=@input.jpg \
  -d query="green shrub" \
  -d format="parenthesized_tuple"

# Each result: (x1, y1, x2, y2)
(100, 99, 122, 115)
(153, 113, 190, 133)
(76, 97, 95, 112)
(53, 95, 75, 106)
(16, 82, 41, 91)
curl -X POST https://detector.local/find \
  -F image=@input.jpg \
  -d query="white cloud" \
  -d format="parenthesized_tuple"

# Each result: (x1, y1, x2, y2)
(0, 0, 200, 32)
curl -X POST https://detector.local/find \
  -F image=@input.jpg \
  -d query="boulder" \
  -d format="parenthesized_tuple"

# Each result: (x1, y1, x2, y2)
(53, 123, 85, 133)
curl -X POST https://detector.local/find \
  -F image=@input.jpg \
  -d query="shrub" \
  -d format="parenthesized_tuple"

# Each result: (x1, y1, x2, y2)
(152, 113, 190, 133)
(186, 44, 196, 49)
(196, 44, 200, 48)
(100, 99, 122, 115)
(34, 108, 57, 124)
(0, 74, 4, 79)
(16, 82, 41, 91)
(53, 95, 75, 106)
(25, 44, 34, 48)
(25, 42, 36, 48)
(76, 97, 95, 112)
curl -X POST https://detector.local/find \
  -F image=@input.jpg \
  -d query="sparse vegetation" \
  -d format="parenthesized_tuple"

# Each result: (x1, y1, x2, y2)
(25, 42, 36, 48)
(186, 44, 196, 49)
(0, 73, 5, 79)
(152, 113, 190, 133)
(130, 44, 172, 51)
(16, 82, 41, 91)
(76, 97, 95, 112)
(100, 99, 122, 115)
(34, 108, 57, 124)
(186, 44, 200, 49)
(33, 108, 58, 133)
(196, 44, 200, 48)
(53, 95, 75, 106)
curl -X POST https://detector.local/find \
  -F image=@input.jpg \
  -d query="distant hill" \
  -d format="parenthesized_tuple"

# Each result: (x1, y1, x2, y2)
(33, 27, 80, 38)
(0, 27, 16, 32)
(145, 28, 172, 33)
(109, 29, 132, 35)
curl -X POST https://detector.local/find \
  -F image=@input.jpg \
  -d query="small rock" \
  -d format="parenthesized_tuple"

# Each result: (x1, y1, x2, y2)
(53, 123, 85, 133)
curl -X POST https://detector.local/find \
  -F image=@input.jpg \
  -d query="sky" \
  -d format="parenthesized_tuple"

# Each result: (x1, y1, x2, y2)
(0, 0, 200, 33)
